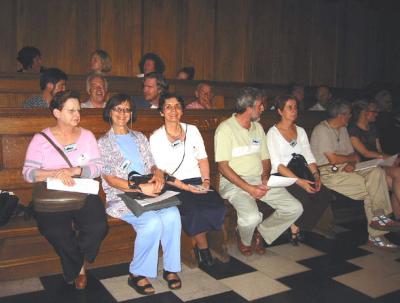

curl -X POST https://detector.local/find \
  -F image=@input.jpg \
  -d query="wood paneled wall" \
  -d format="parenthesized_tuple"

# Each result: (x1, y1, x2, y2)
(0, 0, 397, 88)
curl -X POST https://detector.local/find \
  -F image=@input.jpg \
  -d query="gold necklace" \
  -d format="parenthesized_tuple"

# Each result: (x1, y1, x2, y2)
(165, 124, 182, 141)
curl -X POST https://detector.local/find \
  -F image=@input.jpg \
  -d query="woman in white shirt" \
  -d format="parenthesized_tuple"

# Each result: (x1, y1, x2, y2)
(266, 95, 333, 244)
(150, 93, 226, 267)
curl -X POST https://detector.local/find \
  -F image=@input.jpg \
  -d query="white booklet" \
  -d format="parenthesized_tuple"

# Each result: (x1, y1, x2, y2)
(135, 190, 180, 206)
(46, 178, 100, 195)
(267, 175, 297, 188)
(355, 154, 398, 171)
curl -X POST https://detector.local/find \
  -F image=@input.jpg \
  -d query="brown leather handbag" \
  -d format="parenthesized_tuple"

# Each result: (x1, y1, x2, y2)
(32, 132, 87, 213)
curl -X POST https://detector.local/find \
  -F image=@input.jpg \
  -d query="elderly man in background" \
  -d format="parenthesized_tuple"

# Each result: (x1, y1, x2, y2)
(310, 99, 400, 250)
(81, 74, 108, 108)
(186, 83, 214, 109)
(309, 85, 332, 111)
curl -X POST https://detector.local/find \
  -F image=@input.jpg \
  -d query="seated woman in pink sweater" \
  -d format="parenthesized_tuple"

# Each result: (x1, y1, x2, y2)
(22, 90, 108, 290)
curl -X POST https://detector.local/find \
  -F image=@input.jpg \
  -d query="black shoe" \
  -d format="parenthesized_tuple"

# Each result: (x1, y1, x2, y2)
(127, 274, 155, 295)
(162, 270, 182, 290)
(289, 230, 305, 246)
(194, 246, 214, 267)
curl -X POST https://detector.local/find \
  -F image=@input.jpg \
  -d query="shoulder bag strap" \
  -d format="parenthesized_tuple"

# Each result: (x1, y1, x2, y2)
(38, 132, 73, 168)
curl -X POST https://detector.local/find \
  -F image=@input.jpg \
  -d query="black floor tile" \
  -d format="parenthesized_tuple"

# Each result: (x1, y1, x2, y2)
(376, 289, 400, 303)
(199, 256, 256, 280)
(120, 291, 183, 303)
(278, 271, 375, 303)
(89, 262, 130, 280)
(40, 272, 117, 303)
(0, 291, 52, 303)
(187, 291, 247, 303)
(298, 254, 361, 277)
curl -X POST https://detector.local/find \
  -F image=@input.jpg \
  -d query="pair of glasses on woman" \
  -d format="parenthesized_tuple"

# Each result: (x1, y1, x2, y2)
(112, 108, 132, 114)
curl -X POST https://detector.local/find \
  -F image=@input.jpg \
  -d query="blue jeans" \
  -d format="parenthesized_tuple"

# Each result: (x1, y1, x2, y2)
(121, 206, 181, 277)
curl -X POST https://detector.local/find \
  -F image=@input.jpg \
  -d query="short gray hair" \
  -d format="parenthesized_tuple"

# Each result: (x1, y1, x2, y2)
(235, 87, 262, 113)
(86, 74, 108, 93)
(326, 98, 351, 118)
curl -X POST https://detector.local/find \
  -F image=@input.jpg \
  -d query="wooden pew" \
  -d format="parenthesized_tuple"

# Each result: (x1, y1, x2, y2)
(0, 73, 362, 109)
(0, 108, 366, 281)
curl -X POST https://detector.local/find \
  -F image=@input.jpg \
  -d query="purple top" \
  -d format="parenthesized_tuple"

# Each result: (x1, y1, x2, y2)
(22, 127, 102, 182)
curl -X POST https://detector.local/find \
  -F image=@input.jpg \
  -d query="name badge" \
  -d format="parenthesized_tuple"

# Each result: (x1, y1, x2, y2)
(64, 143, 77, 153)
(171, 140, 182, 148)
(251, 139, 260, 145)
(121, 160, 131, 171)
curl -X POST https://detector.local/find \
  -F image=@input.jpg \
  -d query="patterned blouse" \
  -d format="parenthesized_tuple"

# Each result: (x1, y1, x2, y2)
(98, 128, 155, 218)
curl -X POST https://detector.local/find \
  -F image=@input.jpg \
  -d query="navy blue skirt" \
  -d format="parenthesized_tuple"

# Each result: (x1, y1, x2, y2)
(175, 178, 227, 236)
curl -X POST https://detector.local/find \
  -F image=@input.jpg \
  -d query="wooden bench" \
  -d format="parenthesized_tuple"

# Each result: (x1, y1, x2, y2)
(0, 108, 380, 281)
(0, 73, 362, 109)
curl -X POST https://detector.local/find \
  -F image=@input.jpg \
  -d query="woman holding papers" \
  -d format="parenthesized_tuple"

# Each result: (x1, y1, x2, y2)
(149, 93, 226, 267)
(22, 90, 108, 290)
(98, 94, 183, 296)
(266, 95, 334, 244)
(349, 99, 400, 220)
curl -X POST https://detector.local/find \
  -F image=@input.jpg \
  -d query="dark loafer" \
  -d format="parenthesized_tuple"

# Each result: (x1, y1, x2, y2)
(127, 274, 155, 295)
(162, 270, 182, 290)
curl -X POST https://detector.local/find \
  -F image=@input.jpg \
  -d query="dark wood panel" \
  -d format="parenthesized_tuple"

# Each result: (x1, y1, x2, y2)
(0, 0, 394, 88)
(98, 0, 142, 76)
(0, 0, 16, 72)
(214, 0, 248, 82)
(309, 0, 342, 86)
(181, 0, 216, 80)
(143, 0, 182, 78)
(16, 0, 98, 75)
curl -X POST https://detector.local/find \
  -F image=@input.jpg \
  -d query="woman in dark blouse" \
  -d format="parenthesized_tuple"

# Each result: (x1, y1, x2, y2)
(349, 99, 400, 220)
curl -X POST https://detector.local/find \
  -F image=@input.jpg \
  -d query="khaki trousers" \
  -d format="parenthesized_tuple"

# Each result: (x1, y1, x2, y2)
(219, 176, 303, 245)
(320, 166, 392, 237)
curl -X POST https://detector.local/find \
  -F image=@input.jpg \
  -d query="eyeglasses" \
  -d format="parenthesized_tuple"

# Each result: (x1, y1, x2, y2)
(164, 104, 182, 111)
(62, 108, 81, 114)
(112, 107, 132, 114)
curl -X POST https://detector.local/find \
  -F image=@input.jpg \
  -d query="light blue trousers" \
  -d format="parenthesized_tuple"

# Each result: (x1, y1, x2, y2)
(121, 206, 182, 278)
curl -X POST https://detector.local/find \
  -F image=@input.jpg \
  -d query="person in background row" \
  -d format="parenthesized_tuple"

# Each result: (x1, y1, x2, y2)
(310, 99, 400, 250)
(349, 99, 400, 220)
(98, 94, 182, 295)
(289, 83, 305, 111)
(22, 90, 108, 289)
(309, 85, 332, 111)
(137, 53, 165, 78)
(374, 90, 393, 113)
(17, 46, 44, 73)
(215, 87, 303, 256)
(135, 72, 168, 109)
(176, 67, 195, 80)
(266, 95, 334, 244)
(81, 74, 108, 109)
(186, 83, 214, 109)
(90, 49, 112, 75)
(150, 93, 226, 267)
(23, 68, 67, 108)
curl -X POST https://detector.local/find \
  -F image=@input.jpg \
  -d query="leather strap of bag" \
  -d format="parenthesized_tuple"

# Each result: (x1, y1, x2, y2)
(38, 132, 73, 168)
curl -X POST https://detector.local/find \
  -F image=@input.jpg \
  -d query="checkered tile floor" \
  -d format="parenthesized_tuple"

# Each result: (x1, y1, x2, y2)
(1, 221, 400, 303)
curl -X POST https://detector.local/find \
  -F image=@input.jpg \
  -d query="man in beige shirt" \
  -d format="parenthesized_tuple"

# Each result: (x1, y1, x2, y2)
(215, 87, 303, 256)
(311, 99, 400, 250)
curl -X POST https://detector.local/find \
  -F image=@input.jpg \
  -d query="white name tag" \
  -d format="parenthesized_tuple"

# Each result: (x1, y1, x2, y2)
(64, 143, 77, 153)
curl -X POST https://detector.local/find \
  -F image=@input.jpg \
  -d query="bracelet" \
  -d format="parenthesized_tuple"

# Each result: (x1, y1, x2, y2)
(202, 178, 210, 183)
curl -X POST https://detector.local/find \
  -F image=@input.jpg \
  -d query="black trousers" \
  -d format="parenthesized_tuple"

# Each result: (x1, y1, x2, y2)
(35, 195, 108, 282)
(286, 184, 334, 231)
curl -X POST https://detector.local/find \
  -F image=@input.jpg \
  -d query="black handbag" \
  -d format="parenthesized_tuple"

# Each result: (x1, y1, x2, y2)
(0, 191, 19, 226)
(286, 153, 314, 182)
(32, 132, 87, 213)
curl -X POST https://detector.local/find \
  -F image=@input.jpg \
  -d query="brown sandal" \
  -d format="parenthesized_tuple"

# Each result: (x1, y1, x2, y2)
(237, 230, 252, 256)
(253, 231, 266, 255)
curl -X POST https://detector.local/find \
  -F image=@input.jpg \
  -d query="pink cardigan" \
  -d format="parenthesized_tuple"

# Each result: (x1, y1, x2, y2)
(22, 127, 102, 182)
